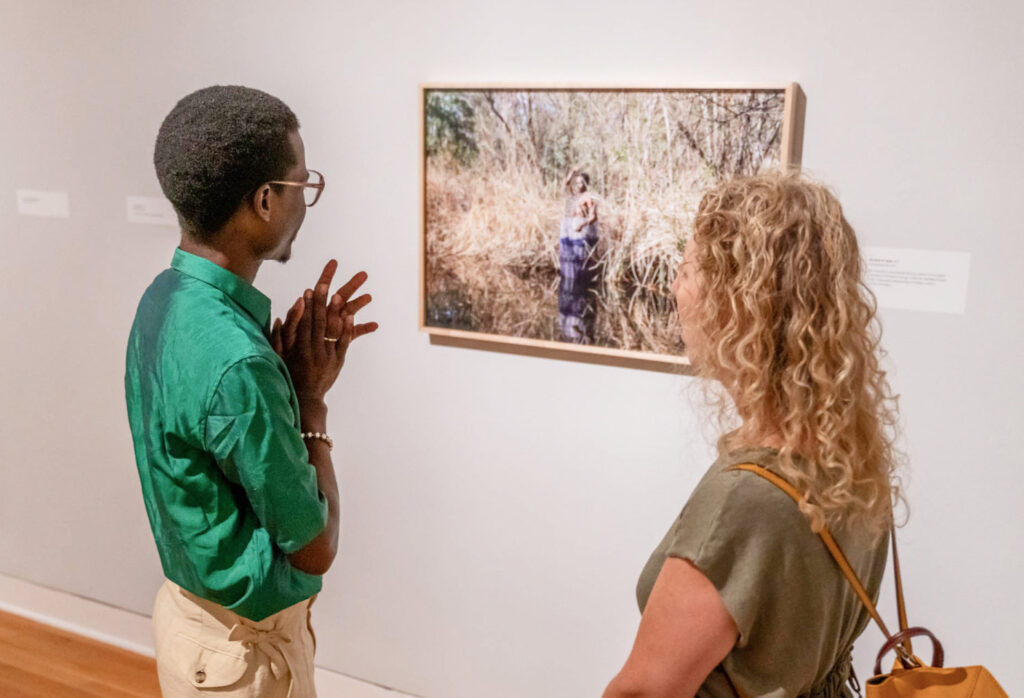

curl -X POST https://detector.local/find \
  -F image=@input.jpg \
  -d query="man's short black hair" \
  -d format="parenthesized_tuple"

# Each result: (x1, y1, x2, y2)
(154, 85, 300, 240)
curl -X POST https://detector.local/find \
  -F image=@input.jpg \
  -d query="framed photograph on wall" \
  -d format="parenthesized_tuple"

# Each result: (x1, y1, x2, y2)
(420, 84, 806, 372)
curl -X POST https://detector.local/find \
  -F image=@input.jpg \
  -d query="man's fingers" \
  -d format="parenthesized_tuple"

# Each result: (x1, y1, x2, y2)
(324, 294, 343, 341)
(342, 293, 372, 316)
(341, 312, 355, 341)
(351, 321, 379, 339)
(283, 297, 304, 349)
(332, 271, 369, 305)
(285, 296, 303, 324)
(270, 318, 283, 354)
(310, 261, 337, 350)
(315, 259, 338, 291)
(312, 284, 329, 349)
(297, 291, 313, 349)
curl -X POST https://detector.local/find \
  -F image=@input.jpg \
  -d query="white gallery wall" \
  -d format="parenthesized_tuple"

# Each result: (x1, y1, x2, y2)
(1, 1, 1022, 695)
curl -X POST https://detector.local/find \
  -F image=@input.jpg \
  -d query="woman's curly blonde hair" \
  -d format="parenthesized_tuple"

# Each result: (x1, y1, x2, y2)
(690, 172, 901, 536)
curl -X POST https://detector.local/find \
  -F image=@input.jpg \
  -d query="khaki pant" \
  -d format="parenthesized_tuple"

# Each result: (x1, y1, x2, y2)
(152, 580, 318, 697)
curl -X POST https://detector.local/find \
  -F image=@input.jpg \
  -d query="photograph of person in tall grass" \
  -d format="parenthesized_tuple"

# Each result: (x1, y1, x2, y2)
(421, 86, 804, 368)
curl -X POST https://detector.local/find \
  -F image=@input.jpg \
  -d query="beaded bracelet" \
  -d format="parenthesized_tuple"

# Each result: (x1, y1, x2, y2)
(300, 431, 334, 451)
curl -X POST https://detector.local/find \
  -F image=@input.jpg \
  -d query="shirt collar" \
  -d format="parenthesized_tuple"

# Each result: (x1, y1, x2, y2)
(170, 248, 272, 333)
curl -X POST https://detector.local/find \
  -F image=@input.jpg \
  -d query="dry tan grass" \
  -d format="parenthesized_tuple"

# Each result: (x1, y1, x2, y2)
(426, 161, 690, 286)
(425, 160, 693, 353)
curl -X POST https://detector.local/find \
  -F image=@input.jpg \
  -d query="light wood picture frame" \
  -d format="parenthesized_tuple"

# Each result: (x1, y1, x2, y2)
(420, 83, 806, 373)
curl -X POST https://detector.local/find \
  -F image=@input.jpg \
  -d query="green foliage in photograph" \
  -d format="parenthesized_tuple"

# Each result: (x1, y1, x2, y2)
(425, 93, 478, 167)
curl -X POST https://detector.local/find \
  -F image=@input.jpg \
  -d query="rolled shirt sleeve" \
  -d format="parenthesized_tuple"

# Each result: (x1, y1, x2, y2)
(204, 356, 328, 555)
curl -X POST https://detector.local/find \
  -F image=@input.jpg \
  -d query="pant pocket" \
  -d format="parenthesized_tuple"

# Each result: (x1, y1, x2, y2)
(169, 631, 249, 690)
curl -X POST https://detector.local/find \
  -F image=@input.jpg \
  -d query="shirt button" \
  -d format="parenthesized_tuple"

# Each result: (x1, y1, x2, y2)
(195, 669, 207, 683)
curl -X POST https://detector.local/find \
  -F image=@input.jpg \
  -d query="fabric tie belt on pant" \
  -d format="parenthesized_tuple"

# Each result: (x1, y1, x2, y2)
(226, 622, 294, 680)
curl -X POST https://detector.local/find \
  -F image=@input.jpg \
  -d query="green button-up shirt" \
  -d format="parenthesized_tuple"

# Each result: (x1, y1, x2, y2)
(125, 248, 328, 621)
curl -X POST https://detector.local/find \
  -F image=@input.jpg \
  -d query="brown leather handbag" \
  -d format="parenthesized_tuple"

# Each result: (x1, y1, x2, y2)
(731, 464, 1008, 697)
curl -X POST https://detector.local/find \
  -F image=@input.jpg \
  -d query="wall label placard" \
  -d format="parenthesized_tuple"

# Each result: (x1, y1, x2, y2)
(16, 189, 70, 218)
(863, 246, 971, 314)
(126, 196, 178, 226)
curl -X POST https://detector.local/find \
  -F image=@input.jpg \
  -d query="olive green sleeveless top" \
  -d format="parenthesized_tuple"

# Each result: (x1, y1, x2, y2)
(636, 448, 888, 697)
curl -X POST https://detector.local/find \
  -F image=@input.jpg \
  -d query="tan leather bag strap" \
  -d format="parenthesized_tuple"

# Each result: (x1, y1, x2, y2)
(729, 464, 894, 640)
(890, 528, 913, 656)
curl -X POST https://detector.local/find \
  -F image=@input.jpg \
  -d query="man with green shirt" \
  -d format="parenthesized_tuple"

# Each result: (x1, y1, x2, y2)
(124, 85, 376, 696)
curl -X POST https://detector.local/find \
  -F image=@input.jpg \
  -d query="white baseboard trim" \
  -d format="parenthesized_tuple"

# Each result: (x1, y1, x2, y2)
(0, 572, 415, 698)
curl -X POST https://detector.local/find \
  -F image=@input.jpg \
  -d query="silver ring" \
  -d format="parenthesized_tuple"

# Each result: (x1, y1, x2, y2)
(323, 336, 339, 343)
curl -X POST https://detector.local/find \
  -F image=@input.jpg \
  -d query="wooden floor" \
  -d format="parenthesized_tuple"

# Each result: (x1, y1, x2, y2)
(0, 608, 160, 697)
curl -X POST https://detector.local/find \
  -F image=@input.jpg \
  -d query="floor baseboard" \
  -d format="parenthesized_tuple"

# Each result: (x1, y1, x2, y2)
(0, 572, 415, 697)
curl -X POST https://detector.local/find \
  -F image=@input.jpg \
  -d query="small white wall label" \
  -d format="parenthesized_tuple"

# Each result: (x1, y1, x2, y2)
(16, 189, 70, 218)
(863, 247, 971, 314)
(126, 196, 178, 226)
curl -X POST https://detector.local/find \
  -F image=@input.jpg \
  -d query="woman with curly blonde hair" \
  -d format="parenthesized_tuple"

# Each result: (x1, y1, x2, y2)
(604, 172, 901, 698)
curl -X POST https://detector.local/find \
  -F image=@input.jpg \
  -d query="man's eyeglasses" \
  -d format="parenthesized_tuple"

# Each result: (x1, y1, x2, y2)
(268, 169, 325, 207)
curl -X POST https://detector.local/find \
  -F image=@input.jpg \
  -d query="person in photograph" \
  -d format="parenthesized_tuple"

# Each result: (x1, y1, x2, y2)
(559, 167, 600, 342)
(125, 85, 377, 697)
(560, 166, 600, 278)
(603, 172, 900, 697)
